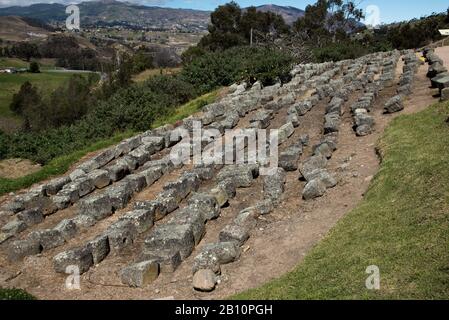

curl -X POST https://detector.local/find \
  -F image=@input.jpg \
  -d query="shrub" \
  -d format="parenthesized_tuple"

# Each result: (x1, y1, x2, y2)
(29, 61, 40, 73)
(0, 288, 36, 300)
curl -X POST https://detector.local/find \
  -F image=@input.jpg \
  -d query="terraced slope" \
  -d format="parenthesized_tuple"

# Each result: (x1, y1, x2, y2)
(0, 46, 446, 299)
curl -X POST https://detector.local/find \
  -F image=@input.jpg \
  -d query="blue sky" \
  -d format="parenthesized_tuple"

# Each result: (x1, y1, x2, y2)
(0, 0, 448, 24)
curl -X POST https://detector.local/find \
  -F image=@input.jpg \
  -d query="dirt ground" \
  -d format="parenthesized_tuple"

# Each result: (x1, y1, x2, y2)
(0, 47, 446, 300)
(0, 159, 42, 179)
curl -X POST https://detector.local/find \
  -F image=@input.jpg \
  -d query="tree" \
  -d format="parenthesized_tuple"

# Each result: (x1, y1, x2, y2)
(29, 61, 40, 73)
(10, 82, 42, 116)
(446, 7, 449, 23)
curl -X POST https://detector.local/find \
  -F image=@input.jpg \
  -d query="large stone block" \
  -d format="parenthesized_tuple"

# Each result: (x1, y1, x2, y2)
(105, 182, 133, 210)
(87, 170, 111, 189)
(192, 241, 241, 274)
(145, 224, 195, 260)
(16, 208, 44, 227)
(29, 229, 65, 251)
(384, 95, 404, 114)
(87, 235, 110, 265)
(7, 239, 41, 261)
(167, 208, 206, 245)
(119, 209, 154, 234)
(299, 155, 328, 182)
(302, 178, 327, 200)
(219, 224, 249, 246)
(53, 246, 93, 274)
(105, 220, 138, 254)
(77, 193, 113, 221)
(138, 249, 182, 273)
(54, 219, 78, 241)
(263, 168, 286, 202)
(120, 261, 159, 288)
(187, 193, 220, 221)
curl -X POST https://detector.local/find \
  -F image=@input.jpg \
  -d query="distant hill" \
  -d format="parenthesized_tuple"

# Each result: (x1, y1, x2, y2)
(0, 0, 211, 31)
(254, 4, 305, 25)
(0, 16, 53, 41)
(0, 1, 307, 31)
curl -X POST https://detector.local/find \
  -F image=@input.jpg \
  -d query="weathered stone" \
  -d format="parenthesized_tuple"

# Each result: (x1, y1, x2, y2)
(119, 209, 154, 234)
(53, 246, 93, 274)
(209, 186, 229, 207)
(138, 167, 163, 186)
(1, 219, 27, 235)
(106, 162, 129, 182)
(145, 224, 195, 260)
(51, 195, 71, 210)
(219, 224, 249, 246)
(105, 181, 133, 210)
(29, 229, 65, 251)
(16, 208, 44, 227)
(384, 95, 404, 114)
(356, 124, 374, 136)
(123, 174, 147, 193)
(313, 142, 333, 159)
(278, 122, 295, 145)
(54, 219, 78, 241)
(233, 208, 258, 229)
(249, 110, 271, 129)
(152, 191, 179, 220)
(193, 269, 217, 292)
(45, 177, 71, 195)
(91, 148, 116, 168)
(138, 250, 182, 273)
(305, 169, 337, 189)
(324, 113, 340, 134)
(57, 184, 80, 204)
(254, 199, 274, 215)
(73, 177, 95, 198)
(105, 220, 138, 254)
(441, 88, 449, 102)
(7, 239, 41, 261)
(217, 165, 254, 188)
(78, 193, 113, 221)
(87, 235, 110, 265)
(287, 112, 300, 128)
(299, 134, 310, 146)
(295, 100, 313, 116)
(299, 155, 328, 182)
(120, 261, 159, 288)
(69, 169, 86, 181)
(302, 179, 327, 200)
(128, 146, 151, 166)
(167, 208, 205, 245)
(87, 170, 111, 189)
(72, 214, 96, 229)
(263, 168, 286, 202)
(192, 167, 215, 181)
(187, 193, 220, 221)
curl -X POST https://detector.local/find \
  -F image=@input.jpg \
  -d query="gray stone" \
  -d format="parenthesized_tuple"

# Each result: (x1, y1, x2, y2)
(1, 219, 27, 235)
(123, 174, 147, 193)
(29, 229, 65, 251)
(87, 235, 110, 264)
(57, 184, 80, 204)
(138, 249, 182, 273)
(119, 209, 154, 234)
(313, 142, 333, 159)
(138, 167, 163, 186)
(73, 177, 95, 198)
(263, 168, 286, 202)
(87, 170, 111, 189)
(105, 220, 138, 254)
(145, 224, 195, 260)
(233, 208, 258, 229)
(324, 113, 340, 134)
(356, 124, 374, 136)
(279, 144, 302, 171)
(249, 110, 271, 129)
(120, 261, 159, 287)
(105, 181, 133, 210)
(187, 193, 220, 221)
(106, 162, 129, 182)
(219, 224, 249, 246)
(45, 177, 71, 195)
(254, 199, 274, 215)
(91, 148, 116, 168)
(128, 146, 151, 166)
(193, 269, 217, 292)
(299, 134, 310, 146)
(209, 186, 229, 207)
(7, 239, 41, 261)
(278, 122, 295, 145)
(295, 101, 313, 116)
(78, 193, 113, 221)
(152, 191, 179, 220)
(384, 95, 404, 114)
(72, 215, 96, 229)
(299, 155, 328, 182)
(302, 179, 327, 200)
(16, 208, 44, 227)
(51, 195, 71, 211)
(69, 169, 86, 181)
(287, 112, 300, 128)
(53, 246, 94, 274)
(217, 165, 254, 188)
(54, 219, 78, 241)
(441, 88, 449, 101)
(167, 208, 205, 245)
(306, 169, 337, 189)
(192, 167, 215, 181)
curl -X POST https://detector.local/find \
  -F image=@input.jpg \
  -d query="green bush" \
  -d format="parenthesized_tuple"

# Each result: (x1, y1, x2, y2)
(0, 288, 36, 300)
(313, 42, 371, 62)
(181, 46, 294, 93)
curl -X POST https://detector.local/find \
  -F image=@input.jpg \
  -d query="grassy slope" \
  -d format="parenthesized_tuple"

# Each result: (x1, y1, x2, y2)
(234, 101, 449, 300)
(0, 90, 220, 196)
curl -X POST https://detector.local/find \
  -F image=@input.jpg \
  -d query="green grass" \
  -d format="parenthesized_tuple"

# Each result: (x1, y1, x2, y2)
(234, 101, 449, 300)
(0, 131, 136, 196)
(0, 288, 36, 300)
(151, 89, 220, 128)
(0, 70, 92, 120)
(0, 89, 220, 196)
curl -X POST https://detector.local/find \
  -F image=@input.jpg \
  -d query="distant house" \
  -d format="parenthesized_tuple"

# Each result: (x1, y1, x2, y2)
(0, 67, 17, 74)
